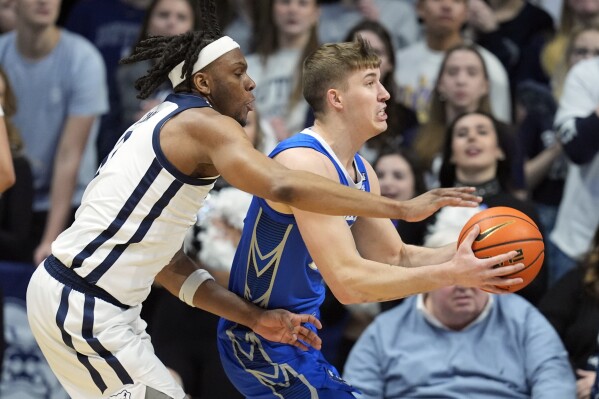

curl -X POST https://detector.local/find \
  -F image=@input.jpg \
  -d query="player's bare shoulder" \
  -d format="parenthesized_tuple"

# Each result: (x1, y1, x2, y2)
(274, 147, 338, 179)
(159, 106, 250, 176)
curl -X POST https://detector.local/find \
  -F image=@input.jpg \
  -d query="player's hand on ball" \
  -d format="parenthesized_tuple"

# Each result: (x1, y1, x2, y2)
(398, 187, 482, 222)
(252, 309, 322, 351)
(452, 225, 525, 292)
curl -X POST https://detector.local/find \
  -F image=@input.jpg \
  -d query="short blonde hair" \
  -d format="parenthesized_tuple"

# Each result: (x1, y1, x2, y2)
(303, 36, 380, 116)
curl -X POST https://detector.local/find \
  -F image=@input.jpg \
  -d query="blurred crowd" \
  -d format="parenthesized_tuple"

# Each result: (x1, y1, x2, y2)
(0, 0, 598, 398)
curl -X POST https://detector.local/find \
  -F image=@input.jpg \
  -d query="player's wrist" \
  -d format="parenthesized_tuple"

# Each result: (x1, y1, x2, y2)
(393, 199, 409, 220)
(179, 269, 215, 307)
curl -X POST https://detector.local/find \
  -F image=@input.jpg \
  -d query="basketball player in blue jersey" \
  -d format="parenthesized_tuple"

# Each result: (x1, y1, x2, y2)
(25, 2, 487, 398)
(217, 37, 527, 398)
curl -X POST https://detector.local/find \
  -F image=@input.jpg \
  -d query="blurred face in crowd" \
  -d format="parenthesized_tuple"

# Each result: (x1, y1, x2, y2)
(0, 0, 16, 33)
(16, 0, 61, 29)
(569, 29, 599, 67)
(417, 0, 468, 35)
(273, 0, 319, 39)
(425, 285, 489, 330)
(355, 30, 392, 79)
(568, 0, 599, 18)
(147, 0, 194, 37)
(437, 49, 489, 113)
(450, 113, 504, 183)
(375, 154, 416, 201)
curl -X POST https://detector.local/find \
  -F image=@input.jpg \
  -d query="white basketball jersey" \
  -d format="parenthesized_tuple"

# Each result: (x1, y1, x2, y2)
(52, 93, 216, 306)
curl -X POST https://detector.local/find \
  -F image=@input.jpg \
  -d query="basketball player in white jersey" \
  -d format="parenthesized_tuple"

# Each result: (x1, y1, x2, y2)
(25, 1, 486, 398)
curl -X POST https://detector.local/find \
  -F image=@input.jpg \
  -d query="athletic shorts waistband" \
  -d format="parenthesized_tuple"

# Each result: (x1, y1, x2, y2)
(44, 255, 130, 309)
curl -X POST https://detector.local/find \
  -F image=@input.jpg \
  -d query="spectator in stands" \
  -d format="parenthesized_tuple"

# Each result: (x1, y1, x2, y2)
(117, 0, 198, 131)
(374, 148, 427, 246)
(551, 56, 599, 284)
(318, 0, 419, 51)
(542, 0, 599, 84)
(0, 0, 108, 264)
(394, 0, 511, 124)
(540, 224, 599, 399)
(0, 67, 33, 262)
(468, 0, 554, 89)
(66, 0, 149, 161)
(247, 0, 320, 140)
(514, 80, 566, 279)
(343, 203, 575, 399)
(551, 25, 599, 99)
(413, 43, 525, 199)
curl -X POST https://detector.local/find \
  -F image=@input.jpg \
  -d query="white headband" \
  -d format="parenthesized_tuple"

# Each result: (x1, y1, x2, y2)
(168, 36, 240, 88)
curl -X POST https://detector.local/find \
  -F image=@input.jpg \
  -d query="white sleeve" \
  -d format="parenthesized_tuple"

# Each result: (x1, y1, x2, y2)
(554, 58, 599, 127)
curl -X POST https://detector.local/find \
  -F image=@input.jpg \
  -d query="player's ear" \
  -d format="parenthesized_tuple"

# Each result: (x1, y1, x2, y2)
(326, 88, 343, 111)
(193, 72, 211, 96)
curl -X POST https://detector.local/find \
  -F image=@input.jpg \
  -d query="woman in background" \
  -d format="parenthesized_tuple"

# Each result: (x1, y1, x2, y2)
(0, 66, 33, 262)
(415, 43, 526, 197)
(436, 111, 547, 304)
(117, 0, 198, 131)
(540, 225, 599, 399)
(247, 0, 320, 140)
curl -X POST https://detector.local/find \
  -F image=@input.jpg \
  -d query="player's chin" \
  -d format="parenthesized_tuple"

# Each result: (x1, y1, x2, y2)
(373, 120, 388, 134)
(236, 111, 248, 127)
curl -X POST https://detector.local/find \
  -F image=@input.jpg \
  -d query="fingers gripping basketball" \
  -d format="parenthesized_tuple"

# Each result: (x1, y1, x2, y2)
(457, 206, 544, 292)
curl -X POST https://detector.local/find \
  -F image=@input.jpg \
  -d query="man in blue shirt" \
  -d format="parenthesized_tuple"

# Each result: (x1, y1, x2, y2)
(343, 207, 576, 399)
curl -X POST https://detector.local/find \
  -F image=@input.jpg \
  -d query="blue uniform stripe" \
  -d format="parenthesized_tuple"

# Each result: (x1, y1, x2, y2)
(84, 179, 184, 284)
(72, 159, 163, 269)
(82, 295, 133, 386)
(55, 286, 108, 393)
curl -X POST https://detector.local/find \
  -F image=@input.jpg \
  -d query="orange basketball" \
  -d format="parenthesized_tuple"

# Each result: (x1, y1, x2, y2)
(457, 206, 544, 293)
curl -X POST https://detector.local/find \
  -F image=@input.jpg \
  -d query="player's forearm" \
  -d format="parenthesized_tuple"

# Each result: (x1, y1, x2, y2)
(193, 280, 262, 328)
(276, 170, 404, 219)
(398, 243, 455, 268)
(329, 258, 453, 304)
(157, 251, 263, 329)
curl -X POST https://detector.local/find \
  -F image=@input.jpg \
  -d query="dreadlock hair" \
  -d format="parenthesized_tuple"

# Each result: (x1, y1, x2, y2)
(119, 0, 222, 100)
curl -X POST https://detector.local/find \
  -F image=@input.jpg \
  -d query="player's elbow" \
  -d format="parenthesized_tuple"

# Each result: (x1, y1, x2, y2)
(329, 269, 369, 305)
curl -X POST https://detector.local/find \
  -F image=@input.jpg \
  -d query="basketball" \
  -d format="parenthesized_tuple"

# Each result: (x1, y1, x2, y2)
(457, 206, 544, 292)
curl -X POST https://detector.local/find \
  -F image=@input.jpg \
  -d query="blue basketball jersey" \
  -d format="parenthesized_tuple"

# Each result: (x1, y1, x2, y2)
(217, 129, 369, 398)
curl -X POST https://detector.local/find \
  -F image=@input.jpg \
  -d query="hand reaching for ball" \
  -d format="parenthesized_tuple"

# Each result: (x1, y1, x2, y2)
(451, 224, 526, 293)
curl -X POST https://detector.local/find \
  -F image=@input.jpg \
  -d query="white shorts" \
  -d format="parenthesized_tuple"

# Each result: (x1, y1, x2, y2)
(26, 262, 186, 399)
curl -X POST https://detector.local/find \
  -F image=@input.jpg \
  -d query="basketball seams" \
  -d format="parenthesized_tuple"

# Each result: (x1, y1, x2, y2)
(502, 250, 545, 278)
(457, 214, 540, 245)
(472, 238, 544, 253)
